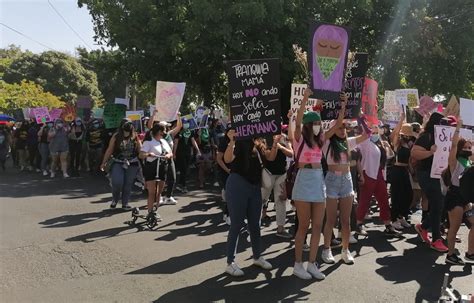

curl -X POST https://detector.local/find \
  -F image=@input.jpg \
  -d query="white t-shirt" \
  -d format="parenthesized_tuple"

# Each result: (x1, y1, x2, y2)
(323, 137, 357, 165)
(358, 140, 385, 180)
(141, 138, 172, 162)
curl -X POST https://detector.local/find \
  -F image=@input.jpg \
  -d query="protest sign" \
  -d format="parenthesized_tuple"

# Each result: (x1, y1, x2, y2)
(22, 108, 35, 120)
(395, 89, 419, 108)
(49, 108, 62, 121)
(126, 110, 144, 133)
(114, 98, 130, 109)
(92, 108, 104, 119)
(289, 84, 320, 129)
(227, 58, 281, 140)
(195, 106, 210, 128)
(32, 107, 51, 124)
(460, 98, 474, 126)
(103, 103, 126, 129)
(181, 114, 198, 130)
(76, 96, 92, 109)
(61, 104, 76, 122)
(361, 78, 378, 124)
(383, 90, 402, 125)
(308, 22, 351, 100)
(76, 108, 91, 121)
(443, 95, 460, 117)
(13, 109, 25, 122)
(155, 81, 186, 122)
(416, 95, 437, 117)
(431, 125, 472, 178)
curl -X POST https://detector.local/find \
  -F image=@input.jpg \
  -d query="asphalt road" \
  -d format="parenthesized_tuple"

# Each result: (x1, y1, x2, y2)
(0, 163, 472, 302)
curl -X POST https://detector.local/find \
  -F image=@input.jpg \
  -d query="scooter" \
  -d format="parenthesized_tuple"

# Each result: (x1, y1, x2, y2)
(126, 207, 160, 229)
(438, 273, 472, 302)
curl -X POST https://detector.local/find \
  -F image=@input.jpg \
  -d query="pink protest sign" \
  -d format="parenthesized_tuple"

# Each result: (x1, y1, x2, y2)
(415, 96, 437, 116)
(33, 107, 52, 124)
(49, 108, 63, 121)
(361, 78, 379, 124)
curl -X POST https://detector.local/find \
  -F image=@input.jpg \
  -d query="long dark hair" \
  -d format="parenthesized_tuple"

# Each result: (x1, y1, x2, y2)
(423, 112, 443, 135)
(234, 139, 259, 173)
(373, 139, 387, 168)
(302, 123, 323, 148)
(114, 121, 137, 154)
(328, 135, 348, 163)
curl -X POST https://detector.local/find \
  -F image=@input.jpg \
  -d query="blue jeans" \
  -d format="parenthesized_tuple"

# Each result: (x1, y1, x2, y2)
(225, 173, 262, 264)
(110, 162, 139, 205)
(417, 169, 443, 241)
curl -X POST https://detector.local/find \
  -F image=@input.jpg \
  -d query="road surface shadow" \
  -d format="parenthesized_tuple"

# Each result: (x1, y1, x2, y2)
(65, 224, 146, 243)
(39, 209, 126, 228)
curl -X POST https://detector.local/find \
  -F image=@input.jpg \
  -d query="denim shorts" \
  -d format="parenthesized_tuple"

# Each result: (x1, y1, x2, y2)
(292, 168, 326, 202)
(325, 171, 354, 199)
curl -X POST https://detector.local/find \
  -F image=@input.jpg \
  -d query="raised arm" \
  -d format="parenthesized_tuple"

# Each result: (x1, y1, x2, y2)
(264, 135, 281, 161)
(294, 87, 312, 143)
(223, 130, 236, 163)
(448, 120, 463, 172)
(147, 110, 158, 130)
(287, 110, 294, 142)
(325, 93, 348, 140)
(390, 109, 406, 150)
(169, 113, 182, 138)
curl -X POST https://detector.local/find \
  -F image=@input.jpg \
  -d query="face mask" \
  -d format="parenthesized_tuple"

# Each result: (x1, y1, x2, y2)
(93, 123, 100, 128)
(123, 131, 130, 138)
(47, 123, 53, 128)
(0, 135, 4, 144)
(370, 134, 380, 143)
(56, 123, 63, 129)
(76, 121, 82, 126)
(183, 123, 190, 130)
(458, 150, 472, 159)
(312, 125, 321, 136)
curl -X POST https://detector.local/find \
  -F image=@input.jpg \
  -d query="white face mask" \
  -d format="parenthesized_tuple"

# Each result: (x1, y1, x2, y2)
(312, 125, 321, 136)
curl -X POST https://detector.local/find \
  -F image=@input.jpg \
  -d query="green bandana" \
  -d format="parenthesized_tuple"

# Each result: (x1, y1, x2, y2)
(335, 139, 348, 152)
(458, 157, 471, 169)
(316, 56, 340, 80)
(182, 129, 191, 139)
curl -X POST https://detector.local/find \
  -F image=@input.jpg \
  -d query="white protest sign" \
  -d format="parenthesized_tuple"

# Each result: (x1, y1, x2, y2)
(395, 89, 419, 108)
(155, 81, 186, 122)
(383, 90, 402, 124)
(431, 125, 472, 178)
(114, 97, 130, 109)
(460, 98, 474, 126)
(290, 84, 320, 130)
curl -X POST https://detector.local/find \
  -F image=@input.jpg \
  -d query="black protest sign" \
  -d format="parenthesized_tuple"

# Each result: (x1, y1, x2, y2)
(321, 53, 368, 120)
(226, 58, 281, 140)
(13, 109, 25, 121)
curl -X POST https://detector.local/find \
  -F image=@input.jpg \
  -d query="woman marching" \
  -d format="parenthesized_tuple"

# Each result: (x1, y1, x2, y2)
(100, 120, 142, 209)
(321, 115, 369, 265)
(140, 124, 173, 221)
(292, 87, 347, 280)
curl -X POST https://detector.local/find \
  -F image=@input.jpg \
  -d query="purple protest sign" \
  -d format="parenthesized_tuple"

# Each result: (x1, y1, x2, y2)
(49, 108, 63, 121)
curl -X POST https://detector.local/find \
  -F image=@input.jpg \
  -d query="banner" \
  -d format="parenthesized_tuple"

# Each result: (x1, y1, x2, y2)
(32, 107, 51, 124)
(49, 108, 62, 121)
(443, 95, 460, 117)
(92, 108, 104, 119)
(227, 58, 281, 139)
(76, 96, 92, 109)
(431, 125, 472, 178)
(103, 103, 126, 129)
(126, 110, 144, 133)
(395, 89, 419, 108)
(383, 90, 402, 125)
(460, 98, 474, 126)
(415, 95, 437, 117)
(114, 98, 130, 109)
(361, 78, 378, 124)
(289, 84, 320, 130)
(61, 104, 76, 122)
(155, 81, 186, 122)
(308, 22, 351, 100)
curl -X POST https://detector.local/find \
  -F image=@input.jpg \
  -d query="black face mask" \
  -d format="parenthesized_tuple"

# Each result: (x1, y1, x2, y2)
(458, 150, 472, 159)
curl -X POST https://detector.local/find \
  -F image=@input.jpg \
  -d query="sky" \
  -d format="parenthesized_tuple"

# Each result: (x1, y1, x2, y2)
(0, 0, 102, 55)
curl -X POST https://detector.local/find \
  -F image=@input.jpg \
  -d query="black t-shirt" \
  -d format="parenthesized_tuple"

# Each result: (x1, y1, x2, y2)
(87, 128, 104, 148)
(175, 130, 195, 157)
(217, 138, 231, 172)
(414, 132, 434, 171)
(266, 149, 287, 175)
(230, 140, 262, 185)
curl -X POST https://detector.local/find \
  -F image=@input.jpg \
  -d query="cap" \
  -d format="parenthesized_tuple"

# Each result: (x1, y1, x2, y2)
(302, 111, 321, 124)
(158, 121, 171, 127)
(399, 123, 415, 137)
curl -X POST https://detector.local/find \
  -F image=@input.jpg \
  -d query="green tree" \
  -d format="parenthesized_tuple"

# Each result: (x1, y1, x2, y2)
(0, 80, 65, 113)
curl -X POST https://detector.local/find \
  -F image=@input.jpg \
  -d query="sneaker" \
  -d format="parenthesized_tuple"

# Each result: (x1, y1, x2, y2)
(122, 204, 132, 210)
(293, 262, 312, 280)
(391, 221, 404, 230)
(331, 238, 342, 248)
(163, 197, 178, 205)
(223, 214, 231, 226)
(302, 243, 310, 252)
(213, 182, 219, 187)
(225, 262, 244, 277)
(322, 248, 336, 264)
(465, 253, 474, 264)
(349, 234, 358, 244)
(446, 254, 465, 265)
(398, 218, 411, 228)
(384, 225, 402, 237)
(110, 201, 118, 209)
(364, 213, 371, 220)
(355, 224, 368, 236)
(341, 249, 355, 265)
(156, 212, 162, 222)
(50, 172, 55, 178)
(253, 257, 272, 270)
(276, 230, 293, 239)
(42, 170, 48, 176)
(415, 224, 431, 244)
(63, 173, 70, 178)
(159, 196, 164, 205)
(430, 239, 448, 253)
(307, 262, 326, 280)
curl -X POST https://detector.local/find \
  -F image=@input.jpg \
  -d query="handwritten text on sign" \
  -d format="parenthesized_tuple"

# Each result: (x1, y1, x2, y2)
(290, 84, 321, 130)
(227, 59, 281, 139)
(431, 125, 473, 178)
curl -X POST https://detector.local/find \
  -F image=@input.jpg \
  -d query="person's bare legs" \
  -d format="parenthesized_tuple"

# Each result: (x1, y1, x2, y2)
(447, 207, 463, 255)
(339, 195, 353, 250)
(323, 198, 338, 248)
(294, 201, 311, 263)
(309, 202, 326, 263)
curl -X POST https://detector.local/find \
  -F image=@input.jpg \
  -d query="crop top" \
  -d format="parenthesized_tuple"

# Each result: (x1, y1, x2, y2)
(293, 136, 323, 164)
(323, 137, 357, 165)
(395, 146, 410, 164)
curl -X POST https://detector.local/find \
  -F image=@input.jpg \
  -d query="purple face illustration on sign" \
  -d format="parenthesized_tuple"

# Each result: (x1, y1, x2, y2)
(309, 23, 350, 100)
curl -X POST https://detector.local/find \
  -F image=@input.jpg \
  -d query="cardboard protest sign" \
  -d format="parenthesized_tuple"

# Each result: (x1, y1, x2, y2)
(289, 84, 320, 129)
(226, 58, 281, 140)
(308, 23, 351, 100)
(76, 96, 92, 109)
(103, 103, 126, 129)
(181, 114, 198, 130)
(114, 98, 130, 109)
(361, 78, 378, 124)
(383, 90, 402, 125)
(443, 95, 460, 117)
(49, 108, 62, 121)
(460, 98, 474, 126)
(126, 110, 144, 133)
(13, 109, 25, 122)
(155, 81, 186, 122)
(395, 89, 419, 108)
(92, 108, 104, 119)
(195, 106, 210, 128)
(61, 104, 76, 122)
(431, 125, 472, 178)
(415, 95, 437, 117)
(32, 107, 51, 124)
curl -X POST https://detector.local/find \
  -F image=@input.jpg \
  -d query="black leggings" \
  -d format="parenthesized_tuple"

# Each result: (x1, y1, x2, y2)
(390, 166, 413, 220)
(176, 155, 191, 187)
(165, 159, 176, 197)
(69, 140, 82, 171)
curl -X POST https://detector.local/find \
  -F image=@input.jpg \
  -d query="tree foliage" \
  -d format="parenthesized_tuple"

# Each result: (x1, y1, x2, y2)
(0, 80, 65, 113)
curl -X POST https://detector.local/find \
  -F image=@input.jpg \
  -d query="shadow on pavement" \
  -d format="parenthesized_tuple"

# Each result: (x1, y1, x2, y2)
(39, 209, 125, 228)
(65, 224, 146, 243)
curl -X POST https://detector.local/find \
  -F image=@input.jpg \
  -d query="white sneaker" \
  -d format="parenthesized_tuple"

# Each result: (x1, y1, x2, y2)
(42, 170, 48, 176)
(293, 262, 312, 280)
(213, 182, 219, 187)
(349, 234, 358, 244)
(159, 196, 164, 205)
(321, 248, 336, 264)
(391, 221, 404, 230)
(398, 218, 411, 228)
(341, 249, 355, 265)
(50, 172, 55, 178)
(225, 262, 244, 277)
(164, 197, 177, 205)
(63, 173, 70, 178)
(307, 262, 326, 280)
(253, 257, 272, 270)
(223, 214, 231, 226)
